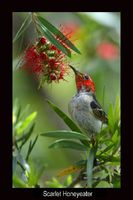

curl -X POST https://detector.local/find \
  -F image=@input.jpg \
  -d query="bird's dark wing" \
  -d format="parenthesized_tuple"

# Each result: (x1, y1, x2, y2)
(90, 95, 108, 124)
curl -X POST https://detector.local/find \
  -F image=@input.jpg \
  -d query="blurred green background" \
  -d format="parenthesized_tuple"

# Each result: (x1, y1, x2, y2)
(13, 12, 120, 185)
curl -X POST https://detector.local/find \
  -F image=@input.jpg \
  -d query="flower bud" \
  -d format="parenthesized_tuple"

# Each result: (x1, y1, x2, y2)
(40, 52, 48, 60)
(40, 37, 46, 44)
(50, 73, 57, 80)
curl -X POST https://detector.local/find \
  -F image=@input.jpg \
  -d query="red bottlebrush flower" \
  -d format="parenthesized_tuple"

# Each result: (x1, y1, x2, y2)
(40, 52, 48, 60)
(49, 58, 57, 69)
(50, 73, 57, 80)
(50, 44, 61, 54)
(22, 35, 70, 87)
(23, 46, 43, 74)
(96, 42, 119, 60)
(50, 44, 57, 51)
(40, 36, 46, 44)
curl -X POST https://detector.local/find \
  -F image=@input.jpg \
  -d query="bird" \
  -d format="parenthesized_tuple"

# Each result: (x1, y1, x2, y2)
(68, 65, 108, 139)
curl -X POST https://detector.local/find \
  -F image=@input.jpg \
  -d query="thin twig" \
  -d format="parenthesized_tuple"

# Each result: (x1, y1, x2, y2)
(17, 161, 25, 172)
(31, 12, 41, 36)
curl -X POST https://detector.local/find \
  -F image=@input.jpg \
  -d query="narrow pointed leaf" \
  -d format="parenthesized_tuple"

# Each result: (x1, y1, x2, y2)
(111, 141, 120, 156)
(13, 14, 31, 43)
(66, 175, 73, 186)
(96, 155, 120, 163)
(13, 176, 28, 188)
(15, 105, 21, 125)
(99, 143, 115, 156)
(49, 139, 87, 151)
(37, 23, 71, 57)
(17, 123, 35, 150)
(37, 15, 81, 54)
(46, 99, 82, 133)
(114, 95, 120, 123)
(14, 55, 24, 70)
(108, 104, 114, 133)
(41, 130, 89, 141)
(112, 130, 118, 143)
(15, 112, 37, 135)
(26, 135, 39, 161)
(96, 181, 111, 188)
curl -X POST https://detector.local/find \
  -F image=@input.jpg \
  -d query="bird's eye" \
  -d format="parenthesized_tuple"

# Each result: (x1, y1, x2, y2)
(84, 74, 89, 80)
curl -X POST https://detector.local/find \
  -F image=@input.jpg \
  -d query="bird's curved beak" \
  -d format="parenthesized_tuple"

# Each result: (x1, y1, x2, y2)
(69, 65, 82, 76)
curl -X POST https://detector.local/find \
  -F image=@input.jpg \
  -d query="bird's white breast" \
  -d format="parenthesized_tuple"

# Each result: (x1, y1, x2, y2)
(68, 92, 103, 135)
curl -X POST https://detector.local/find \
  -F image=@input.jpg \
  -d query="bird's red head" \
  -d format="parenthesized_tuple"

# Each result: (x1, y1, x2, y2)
(69, 65, 95, 93)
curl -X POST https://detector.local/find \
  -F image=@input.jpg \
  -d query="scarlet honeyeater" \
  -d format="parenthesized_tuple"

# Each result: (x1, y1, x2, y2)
(68, 65, 108, 138)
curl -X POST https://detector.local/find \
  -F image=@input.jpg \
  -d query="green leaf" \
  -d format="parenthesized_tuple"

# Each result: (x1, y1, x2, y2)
(63, 175, 73, 186)
(114, 95, 120, 122)
(27, 161, 45, 186)
(18, 123, 35, 149)
(112, 130, 118, 143)
(17, 104, 30, 119)
(46, 99, 81, 133)
(14, 54, 25, 70)
(87, 146, 97, 188)
(26, 135, 39, 161)
(16, 106, 21, 122)
(108, 104, 114, 133)
(95, 181, 111, 188)
(37, 23, 71, 57)
(16, 152, 28, 172)
(13, 98, 19, 114)
(97, 126, 109, 141)
(41, 130, 89, 141)
(16, 123, 35, 142)
(99, 143, 115, 156)
(49, 139, 87, 151)
(66, 175, 73, 186)
(93, 170, 108, 180)
(46, 178, 64, 188)
(13, 99, 20, 123)
(46, 99, 90, 147)
(13, 175, 28, 188)
(111, 141, 120, 157)
(113, 177, 121, 188)
(97, 155, 120, 163)
(13, 14, 31, 43)
(16, 112, 37, 135)
(37, 15, 81, 54)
